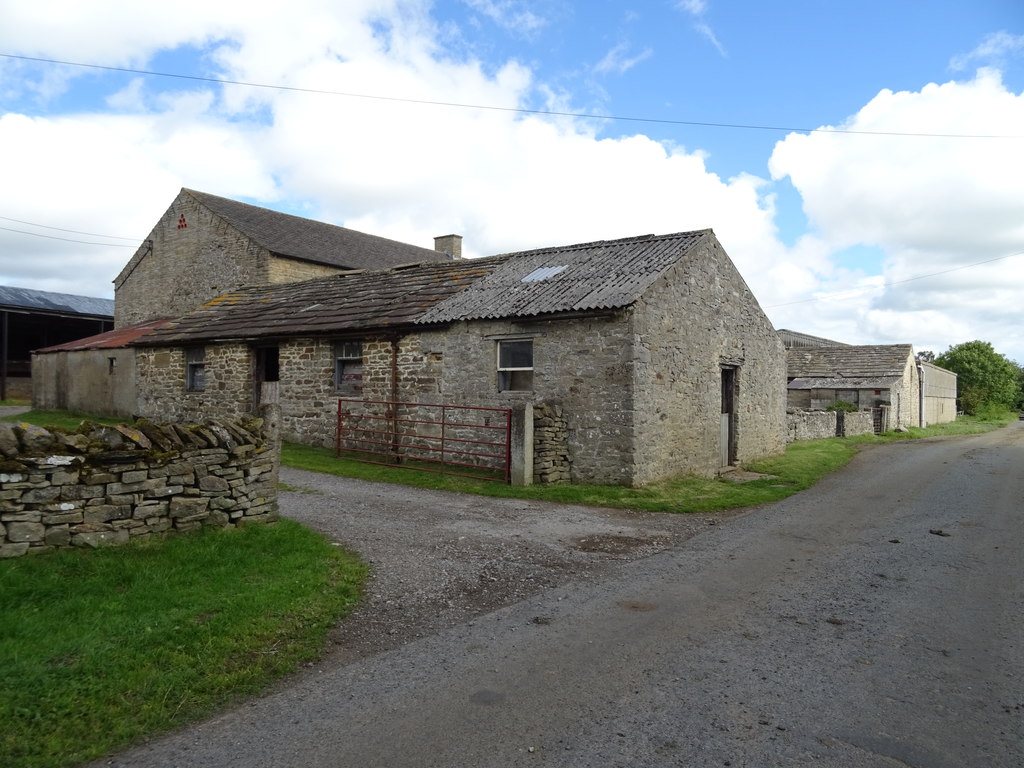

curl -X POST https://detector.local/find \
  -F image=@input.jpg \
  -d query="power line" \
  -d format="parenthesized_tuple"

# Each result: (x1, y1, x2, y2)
(765, 250, 1024, 309)
(0, 225, 137, 247)
(0, 215, 138, 241)
(3, 52, 1020, 140)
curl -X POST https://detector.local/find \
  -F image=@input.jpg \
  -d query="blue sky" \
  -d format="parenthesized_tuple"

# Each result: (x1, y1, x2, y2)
(0, 0, 1022, 360)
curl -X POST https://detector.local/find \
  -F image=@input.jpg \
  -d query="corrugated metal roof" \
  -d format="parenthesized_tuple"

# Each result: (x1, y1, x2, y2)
(185, 189, 448, 271)
(0, 285, 114, 318)
(35, 318, 172, 353)
(132, 229, 711, 346)
(787, 344, 914, 379)
(416, 230, 709, 324)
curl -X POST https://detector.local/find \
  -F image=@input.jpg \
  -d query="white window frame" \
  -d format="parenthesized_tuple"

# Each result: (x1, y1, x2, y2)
(334, 340, 363, 393)
(497, 339, 534, 392)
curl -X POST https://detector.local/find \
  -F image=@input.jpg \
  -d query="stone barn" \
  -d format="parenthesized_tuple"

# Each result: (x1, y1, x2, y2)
(785, 344, 920, 429)
(114, 188, 453, 326)
(130, 229, 786, 486)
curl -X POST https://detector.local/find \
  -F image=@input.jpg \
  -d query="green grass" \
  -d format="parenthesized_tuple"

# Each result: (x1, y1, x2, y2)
(284, 412, 1019, 513)
(283, 437, 861, 513)
(0, 409, 122, 430)
(0, 521, 367, 768)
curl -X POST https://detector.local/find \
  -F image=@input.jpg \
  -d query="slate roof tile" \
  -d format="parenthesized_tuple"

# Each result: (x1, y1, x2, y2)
(185, 189, 447, 270)
(786, 344, 914, 379)
(134, 230, 712, 346)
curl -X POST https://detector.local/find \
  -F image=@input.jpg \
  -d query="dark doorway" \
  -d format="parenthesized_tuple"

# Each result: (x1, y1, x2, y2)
(254, 346, 280, 405)
(720, 366, 738, 467)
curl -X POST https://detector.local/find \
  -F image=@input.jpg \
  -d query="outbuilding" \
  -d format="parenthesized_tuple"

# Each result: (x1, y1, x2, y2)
(130, 230, 787, 486)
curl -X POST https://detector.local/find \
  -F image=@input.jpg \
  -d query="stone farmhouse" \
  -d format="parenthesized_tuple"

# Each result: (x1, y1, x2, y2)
(779, 331, 957, 429)
(125, 229, 787, 486)
(113, 188, 452, 326)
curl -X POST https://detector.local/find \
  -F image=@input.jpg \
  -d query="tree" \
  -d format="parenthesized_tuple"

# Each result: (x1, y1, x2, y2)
(916, 350, 935, 363)
(933, 341, 1021, 414)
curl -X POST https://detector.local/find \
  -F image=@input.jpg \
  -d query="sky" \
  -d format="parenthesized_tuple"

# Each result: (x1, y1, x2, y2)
(1, 0, 1022, 361)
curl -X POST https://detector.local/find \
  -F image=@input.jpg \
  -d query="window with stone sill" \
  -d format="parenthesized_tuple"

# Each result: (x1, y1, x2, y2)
(334, 340, 364, 393)
(185, 347, 206, 391)
(497, 339, 533, 392)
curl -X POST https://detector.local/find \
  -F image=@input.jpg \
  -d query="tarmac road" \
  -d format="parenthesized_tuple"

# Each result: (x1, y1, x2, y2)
(95, 425, 1023, 767)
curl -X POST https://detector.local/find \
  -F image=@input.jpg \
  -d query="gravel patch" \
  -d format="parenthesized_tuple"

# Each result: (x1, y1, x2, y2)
(279, 466, 737, 667)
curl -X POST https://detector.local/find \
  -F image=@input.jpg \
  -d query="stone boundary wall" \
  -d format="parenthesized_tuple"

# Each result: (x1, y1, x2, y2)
(0, 406, 279, 559)
(533, 403, 570, 484)
(786, 409, 875, 442)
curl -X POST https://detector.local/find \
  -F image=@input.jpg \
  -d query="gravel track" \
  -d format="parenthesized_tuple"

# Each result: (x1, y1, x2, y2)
(278, 467, 737, 668)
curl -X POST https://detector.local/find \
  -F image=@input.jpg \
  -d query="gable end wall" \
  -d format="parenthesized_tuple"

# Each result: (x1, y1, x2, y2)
(631, 236, 786, 482)
(115, 193, 272, 326)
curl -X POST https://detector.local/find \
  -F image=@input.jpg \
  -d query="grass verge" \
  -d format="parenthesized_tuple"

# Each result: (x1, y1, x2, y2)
(0, 409, 122, 430)
(0, 521, 367, 768)
(283, 437, 860, 513)
(283, 412, 1016, 512)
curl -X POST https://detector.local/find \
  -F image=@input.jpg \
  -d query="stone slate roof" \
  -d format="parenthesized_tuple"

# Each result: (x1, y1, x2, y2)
(0, 285, 114, 318)
(777, 328, 849, 349)
(788, 376, 902, 390)
(36, 318, 172, 353)
(417, 230, 710, 323)
(134, 258, 510, 346)
(134, 230, 712, 346)
(185, 189, 447, 270)
(787, 344, 913, 380)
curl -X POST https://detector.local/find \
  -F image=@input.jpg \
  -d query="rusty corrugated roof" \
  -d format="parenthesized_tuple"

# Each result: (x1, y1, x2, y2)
(34, 318, 172, 353)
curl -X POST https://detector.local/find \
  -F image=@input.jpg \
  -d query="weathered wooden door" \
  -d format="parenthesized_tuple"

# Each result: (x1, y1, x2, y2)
(254, 346, 280, 406)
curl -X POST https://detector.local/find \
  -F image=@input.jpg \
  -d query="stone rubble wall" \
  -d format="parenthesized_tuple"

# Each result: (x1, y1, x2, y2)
(786, 409, 875, 442)
(0, 408, 279, 559)
(533, 402, 570, 484)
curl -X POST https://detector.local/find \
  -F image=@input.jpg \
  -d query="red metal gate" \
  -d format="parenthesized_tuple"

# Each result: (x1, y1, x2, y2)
(336, 399, 512, 482)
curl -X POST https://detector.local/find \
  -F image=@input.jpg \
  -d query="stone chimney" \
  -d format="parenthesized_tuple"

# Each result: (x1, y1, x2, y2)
(434, 234, 463, 260)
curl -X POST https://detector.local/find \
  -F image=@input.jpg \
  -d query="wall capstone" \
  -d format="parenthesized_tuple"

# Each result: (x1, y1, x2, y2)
(0, 407, 279, 558)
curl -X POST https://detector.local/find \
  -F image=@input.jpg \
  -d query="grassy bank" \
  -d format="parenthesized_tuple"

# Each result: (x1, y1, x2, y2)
(282, 412, 1015, 512)
(283, 437, 859, 513)
(0, 521, 366, 768)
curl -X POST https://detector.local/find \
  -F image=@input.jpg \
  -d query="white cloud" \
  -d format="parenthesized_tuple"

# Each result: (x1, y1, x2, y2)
(462, 0, 547, 36)
(594, 42, 653, 75)
(673, 0, 726, 57)
(675, 0, 707, 15)
(768, 68, 1024, 359)
(0, 1, 1021, 363)
(0, 1, 771, 303)
(950, 31, 1024, 71)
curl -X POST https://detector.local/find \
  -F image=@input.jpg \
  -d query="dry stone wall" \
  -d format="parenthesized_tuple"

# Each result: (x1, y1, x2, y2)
(0, 407, 279, 559)
(533, 403, 570, 484)
(786, 409, 875, 442)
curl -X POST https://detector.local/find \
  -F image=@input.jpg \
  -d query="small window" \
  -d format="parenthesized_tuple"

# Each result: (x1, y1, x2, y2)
(497, 339, 533, 392)
(335, 341, 363, 393)
(185, 347, 205, 391)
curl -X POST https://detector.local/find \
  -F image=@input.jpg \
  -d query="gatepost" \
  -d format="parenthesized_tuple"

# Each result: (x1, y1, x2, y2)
(509, 403, 534, 486)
